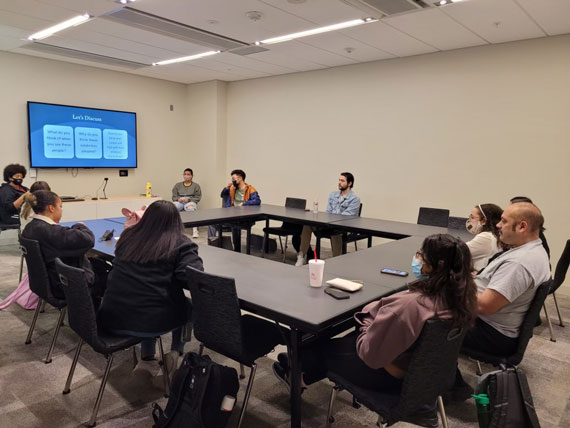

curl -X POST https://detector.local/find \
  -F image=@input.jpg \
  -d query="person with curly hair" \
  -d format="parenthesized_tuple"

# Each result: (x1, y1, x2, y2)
(0, 164, 29, 225)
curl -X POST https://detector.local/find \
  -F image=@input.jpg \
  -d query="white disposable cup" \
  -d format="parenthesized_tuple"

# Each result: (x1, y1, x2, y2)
(308, 259, 325, 287)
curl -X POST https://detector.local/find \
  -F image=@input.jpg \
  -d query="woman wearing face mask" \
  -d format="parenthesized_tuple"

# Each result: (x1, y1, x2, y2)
(273, 234, 477, 414)
(0, 164, 29, 226)
(465, 203, 503, 272)
(21, 191, 96, 299)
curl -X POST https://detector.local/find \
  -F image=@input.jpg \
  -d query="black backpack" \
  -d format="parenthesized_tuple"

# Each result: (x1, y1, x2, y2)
(152, 352, 240, 428)
(476, 366, 541, 428)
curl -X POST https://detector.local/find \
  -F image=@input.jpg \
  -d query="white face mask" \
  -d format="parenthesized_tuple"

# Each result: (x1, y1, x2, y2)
(466, 219, 483, 235)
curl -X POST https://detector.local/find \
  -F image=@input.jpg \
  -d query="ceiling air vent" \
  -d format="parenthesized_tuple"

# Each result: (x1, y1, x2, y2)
(340, 0, 432, 17)
(103, 7, 248, 51)
(21, 42, 149, 69)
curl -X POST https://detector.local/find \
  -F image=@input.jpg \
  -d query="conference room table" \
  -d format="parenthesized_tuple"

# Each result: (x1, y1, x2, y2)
(64, 206, 471, 428)
(64, 216, 421, 428)
(177, 204, 472, 254)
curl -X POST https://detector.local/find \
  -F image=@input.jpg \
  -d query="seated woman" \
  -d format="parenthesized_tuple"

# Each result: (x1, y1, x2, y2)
(21, 191, 95, 299)
(0, 164, 29, 226)
(99, 200, 203, 365)
(465, 203, 503, 271)
(273, 234, 477, 399)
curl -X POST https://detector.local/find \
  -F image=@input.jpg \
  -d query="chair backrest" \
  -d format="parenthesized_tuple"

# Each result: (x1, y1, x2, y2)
(507, 279, 551, 365)
(358, 203, 363, 217)
(397, 319, 466, 416)
(285, 197, 306, 210)
(551, 239, 570, 294)
(19, 236, 55, 302)
(448, 216, 468, 230)
(417, 207, 450, 227)
(186, 266, 244, 361)
(54, 258, 104, 352)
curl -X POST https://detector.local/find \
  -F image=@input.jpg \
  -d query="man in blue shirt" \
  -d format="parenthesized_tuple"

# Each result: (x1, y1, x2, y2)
(295, 172, 360, 266)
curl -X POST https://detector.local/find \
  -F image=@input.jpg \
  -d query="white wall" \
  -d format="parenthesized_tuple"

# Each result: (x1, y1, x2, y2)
(225, 34, 570, 293)
(0, 51, 189, 205)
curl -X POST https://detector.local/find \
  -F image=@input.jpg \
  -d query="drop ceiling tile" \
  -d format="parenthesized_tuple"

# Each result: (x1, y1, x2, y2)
(213, 51, 297, 74)
(36, 0, 121, 17)
(342, 20, 438, 57)
(440, 0, 546, 43)
(130, 0, 314, 44)
(385, 8, 487, 50)
(194, 57, 270, 78)
(515, 0, 570, 36)
(299, 31, 395, 62)
(263, 40, 357, 68)
(0, 25, 30, 50)
(258, 0, 366, 25)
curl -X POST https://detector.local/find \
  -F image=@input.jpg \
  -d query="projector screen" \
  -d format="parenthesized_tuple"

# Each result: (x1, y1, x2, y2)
(28, 101, 137, 168)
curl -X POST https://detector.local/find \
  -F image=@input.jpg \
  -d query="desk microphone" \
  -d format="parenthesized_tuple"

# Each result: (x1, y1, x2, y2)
(101, 177, 109, 200)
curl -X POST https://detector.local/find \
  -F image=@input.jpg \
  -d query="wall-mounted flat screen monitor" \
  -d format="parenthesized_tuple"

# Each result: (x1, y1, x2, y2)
(27, 101, 137, 168)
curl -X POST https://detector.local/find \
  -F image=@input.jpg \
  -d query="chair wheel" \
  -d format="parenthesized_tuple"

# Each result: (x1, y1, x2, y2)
(25, 340, 31, 345)
(62, 389, 70, 395)
(239, 374, 246, 380)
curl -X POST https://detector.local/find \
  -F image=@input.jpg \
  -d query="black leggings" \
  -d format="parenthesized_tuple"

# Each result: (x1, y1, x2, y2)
(302, 331, 402, 392)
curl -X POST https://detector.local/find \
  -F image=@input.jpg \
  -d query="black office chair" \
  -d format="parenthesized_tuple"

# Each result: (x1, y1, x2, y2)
(462, 279, 551, 375)
(20, 236, 67, 364)
(186, 266, 284, 428)
(448, 216, 468, 230)
(55, 259, 171, 427)
(325, 320, 466, 428)
(417, 207, 450, 228)
(262, 197, 306, 262)
(542, 239, 569, 342)
(315, 204, 367, 258)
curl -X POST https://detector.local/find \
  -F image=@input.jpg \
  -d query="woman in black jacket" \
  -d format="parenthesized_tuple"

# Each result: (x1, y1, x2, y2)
(21, 191, 95, 298)
(99, 200, 203, 361)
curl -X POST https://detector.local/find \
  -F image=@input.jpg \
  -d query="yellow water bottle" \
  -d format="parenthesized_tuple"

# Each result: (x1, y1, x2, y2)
(145, 181, 152, 198)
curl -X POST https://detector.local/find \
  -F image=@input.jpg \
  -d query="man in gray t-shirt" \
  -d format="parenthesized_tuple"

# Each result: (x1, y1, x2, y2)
(451, 202, 550, 401)
(172, 168, 202, 238)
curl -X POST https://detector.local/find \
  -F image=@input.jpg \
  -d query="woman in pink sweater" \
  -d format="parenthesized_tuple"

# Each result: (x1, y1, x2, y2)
(274, 234, 477, 393)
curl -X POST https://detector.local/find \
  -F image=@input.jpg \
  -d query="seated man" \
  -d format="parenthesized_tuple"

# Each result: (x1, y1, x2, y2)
(172, 168, 202, 238)
(207, 169, 261, 250)
(0, 164, 29, 226)
(295, 172, 360, 266)
(453, 202, 550, 399)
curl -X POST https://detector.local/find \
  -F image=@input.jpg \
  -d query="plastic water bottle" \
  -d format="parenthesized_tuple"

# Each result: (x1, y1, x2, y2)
(145, 182, 152, 198)
(313, 201, 318, 213)
(472, 394, 490, 428)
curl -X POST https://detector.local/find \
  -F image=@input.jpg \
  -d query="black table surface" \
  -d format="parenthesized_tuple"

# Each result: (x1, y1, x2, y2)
(313, 235, 423, 289)
(331, 216, 471, 240)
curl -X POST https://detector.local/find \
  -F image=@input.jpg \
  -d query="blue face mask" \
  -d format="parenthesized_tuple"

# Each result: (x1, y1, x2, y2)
(411, 256, 428, 280)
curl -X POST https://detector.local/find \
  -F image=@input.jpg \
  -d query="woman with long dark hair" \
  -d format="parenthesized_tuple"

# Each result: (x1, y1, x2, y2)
(99, 200, 203, 363)
(465, 203, 503, 271)
(273, 234, 477, 400)
(0, 163, 29, 225)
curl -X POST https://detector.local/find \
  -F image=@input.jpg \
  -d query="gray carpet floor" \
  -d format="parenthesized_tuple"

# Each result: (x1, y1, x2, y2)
(1, 227, 569, 428)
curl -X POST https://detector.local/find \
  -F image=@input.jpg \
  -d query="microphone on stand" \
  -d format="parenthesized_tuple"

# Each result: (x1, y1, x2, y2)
(101, 177, 109, 200)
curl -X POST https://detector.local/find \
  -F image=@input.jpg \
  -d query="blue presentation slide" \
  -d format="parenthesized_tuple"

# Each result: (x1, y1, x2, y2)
(28, 102, 137, 168)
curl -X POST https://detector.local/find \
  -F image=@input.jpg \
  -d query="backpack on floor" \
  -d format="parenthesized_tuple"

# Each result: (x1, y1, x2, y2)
(476, 366, 541, 428)
(152, 352, 239, 428)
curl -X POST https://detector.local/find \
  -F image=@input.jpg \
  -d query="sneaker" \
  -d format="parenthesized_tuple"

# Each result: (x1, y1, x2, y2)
(192, 228, 199, 238)
(272, 362, 291, 392)
(404, 407, 438, 427)
(295, 253, 306, 267)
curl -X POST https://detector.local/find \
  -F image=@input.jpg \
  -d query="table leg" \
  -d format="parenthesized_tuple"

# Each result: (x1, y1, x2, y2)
(290, 328, 302, 428)
(246, 226, 252, 255)
(233, 226, 242, 253)
(217, 225, 223, 248)
(342, 232, 348, 255)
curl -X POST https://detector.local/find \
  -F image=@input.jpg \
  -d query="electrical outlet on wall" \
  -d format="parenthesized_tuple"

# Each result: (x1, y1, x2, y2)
(119, 170, 128, 177)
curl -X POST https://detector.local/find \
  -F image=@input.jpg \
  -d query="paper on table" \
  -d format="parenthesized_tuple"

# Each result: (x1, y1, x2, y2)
(326, 278, 363, 292)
